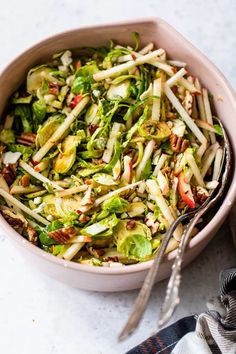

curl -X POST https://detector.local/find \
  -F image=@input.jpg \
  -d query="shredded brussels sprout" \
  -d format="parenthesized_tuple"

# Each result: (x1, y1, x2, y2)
(0, 34, 223, 265)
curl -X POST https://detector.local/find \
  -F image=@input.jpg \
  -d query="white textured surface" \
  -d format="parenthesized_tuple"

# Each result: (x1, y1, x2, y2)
(0, 1, 236, 353)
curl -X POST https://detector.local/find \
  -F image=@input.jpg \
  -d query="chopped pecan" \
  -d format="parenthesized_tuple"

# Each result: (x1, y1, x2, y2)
(49, 82, 59, 96)
(48, 226, 77, 244)
(161, 166, 171, 175)
(161, 166, 175, 181)
(92, 158, 103, 165)
(170, 133, 189, 153)
(20, 174, 30, 187)
(182, 91, 193, 115)
(25, 226, 38, 245)
(17, 132, 36, 146)
(74, 60, 81, 70)
(103, 256, 119, 262)
(192, 186, 208, 205)
(88, 124, 99, 136)
(79, 214, 91, 223)
(177, 86, 185, 100)
(88, 247, 105, 258)
(84, 179, 93, 185)
(126, 220, 136, 230)
(166, 112, 177, 119)
(2, 164, 16, 185)
(2, 209, 26, 234)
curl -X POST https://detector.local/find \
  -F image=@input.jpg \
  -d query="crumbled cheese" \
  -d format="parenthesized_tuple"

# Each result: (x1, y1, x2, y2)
(132, 197, 141, 202)
(58, 65, 69, 73)
(3, 151, 21, 165)
(92, 90, 101, 98)
(172, 119, 186, 137)
(145, 212, 156, 227)
(66, 75, 75, 86)
(61, 50, 73, 67)
(46, 215, 54, 222)
(33, 202, 46, 214)
(33, 197, 42, 205)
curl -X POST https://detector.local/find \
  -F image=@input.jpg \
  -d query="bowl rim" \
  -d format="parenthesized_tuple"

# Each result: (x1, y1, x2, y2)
(0, 17, 236, 275)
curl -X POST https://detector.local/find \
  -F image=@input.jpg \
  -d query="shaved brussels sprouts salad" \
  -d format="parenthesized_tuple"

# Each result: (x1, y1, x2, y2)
(0, 34, 223, 266)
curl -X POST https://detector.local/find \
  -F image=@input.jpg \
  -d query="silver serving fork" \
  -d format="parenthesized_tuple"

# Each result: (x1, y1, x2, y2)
(119, 118, 231, 341)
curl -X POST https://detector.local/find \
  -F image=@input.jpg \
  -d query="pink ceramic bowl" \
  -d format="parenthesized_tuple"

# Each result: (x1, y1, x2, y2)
(0, 18, 236, 292)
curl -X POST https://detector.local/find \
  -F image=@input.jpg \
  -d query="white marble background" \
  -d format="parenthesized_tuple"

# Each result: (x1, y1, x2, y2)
(0, 1, 236, 353)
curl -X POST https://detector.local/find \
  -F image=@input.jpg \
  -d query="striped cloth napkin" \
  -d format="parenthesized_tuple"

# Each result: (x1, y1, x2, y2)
(126, 268, 236, 354)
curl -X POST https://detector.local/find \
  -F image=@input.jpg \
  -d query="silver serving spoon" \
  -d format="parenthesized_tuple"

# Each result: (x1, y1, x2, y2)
(119, 118, 231, 341)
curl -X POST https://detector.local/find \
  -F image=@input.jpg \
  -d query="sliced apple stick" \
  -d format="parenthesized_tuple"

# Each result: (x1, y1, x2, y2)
(153, 153, 168, 176)
(213, 147, 224, 181)
(70, 235, 92, 243)
(202, 88, 216, 144)
(164, 83, 207, 157)
(62, 242, 85, 260)
(117, 46, 163, 63)
(93, 49, 165, 81)
(116, 49, 199, 93)
(0, 189, 49, 225)
(138, 42, 154, 55)
(33, 96, 90, 162)
(94, 181, 143, 206)
(167, 60, 187, 68)
(146, 179, 182, 241)
(136, 140, 156, 180)
(166, 68, 187, 87)
(185, 151, 205, 187)
(201, 142, 219, 178)
(19, 160, 63, 191)
(55, 185, 88, 198)
(151, 78, 162, 120)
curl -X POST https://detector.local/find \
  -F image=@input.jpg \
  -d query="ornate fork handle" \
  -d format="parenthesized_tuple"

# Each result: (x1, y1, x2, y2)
(118, 206, 205, 341)
(158, 206, 208, 328)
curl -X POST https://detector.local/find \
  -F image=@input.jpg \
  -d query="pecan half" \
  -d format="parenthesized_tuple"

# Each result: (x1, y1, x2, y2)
(2, 209, 26, 234)
(170, 133, 189, 153)
(2, 164, 16, 185)
(17, 132, 36, 146)
(48, 226, 77, 244)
